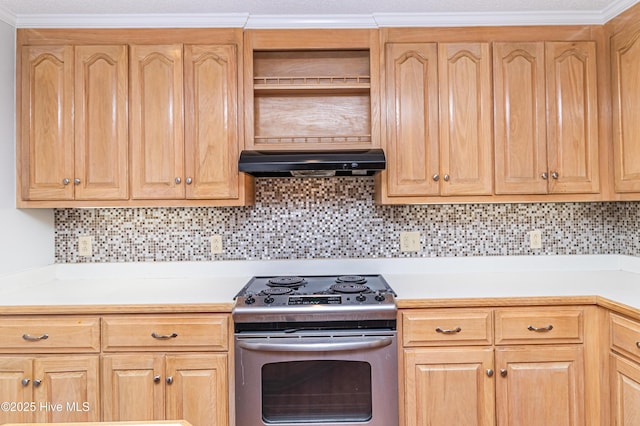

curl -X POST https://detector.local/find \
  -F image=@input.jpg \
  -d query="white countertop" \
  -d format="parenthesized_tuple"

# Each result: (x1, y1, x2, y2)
(1, 255, 639, 313)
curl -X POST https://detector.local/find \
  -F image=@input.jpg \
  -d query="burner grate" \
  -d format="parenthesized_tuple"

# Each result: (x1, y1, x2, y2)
(330, 283, 371, 294)
(268, 276, 306, 288)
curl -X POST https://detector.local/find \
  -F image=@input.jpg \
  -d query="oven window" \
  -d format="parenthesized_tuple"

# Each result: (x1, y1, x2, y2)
(262, 360, 372, 423)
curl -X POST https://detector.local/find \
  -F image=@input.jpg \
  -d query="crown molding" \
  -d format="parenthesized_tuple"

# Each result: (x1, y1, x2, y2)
(245, 14, 377, 29)
(7, 0, 640, 29)
(373, 10, 605, 27)
(14, 13, 249, 28)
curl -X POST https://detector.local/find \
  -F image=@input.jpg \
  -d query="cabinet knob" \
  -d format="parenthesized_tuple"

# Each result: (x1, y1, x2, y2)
(33, 379, 42, 387)
(636, 341, 640, 349)
(21, 378, 30, 386)
(486, 369, 494, 377)
(500, 369, 507, 377)
(153, 375, 161, 383)
(175, 177, 182, 184)
(551, 171, 559, 179)
(541, 172, 548, 180)
(443, 174, 450, 182)
(432, 174, 440, 182)
(62, 178, 70, 185)
(74, 178, 81, 185)
(185, 177, 193, 185)
(166, 376, 173, 385)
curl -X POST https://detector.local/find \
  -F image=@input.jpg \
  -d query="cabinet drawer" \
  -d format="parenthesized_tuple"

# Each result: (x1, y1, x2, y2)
(102, 314, 229, 352)
(402, 309, 492, 347)
(0, 316, 100, 353)
(611, 313, 640, 364)
(494, 307, 583, 345)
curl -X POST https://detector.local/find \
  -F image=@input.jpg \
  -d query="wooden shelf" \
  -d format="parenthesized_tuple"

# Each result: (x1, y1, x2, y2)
(254, 75, 371, 93)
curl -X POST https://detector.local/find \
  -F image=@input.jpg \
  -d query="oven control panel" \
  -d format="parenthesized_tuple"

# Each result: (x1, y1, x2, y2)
(288, 295, 342, 305)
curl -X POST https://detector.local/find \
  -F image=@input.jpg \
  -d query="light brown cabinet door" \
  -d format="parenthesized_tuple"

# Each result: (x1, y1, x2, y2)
(32, 356, 99, 423)
(495, 346, 584, 426)
(494, 42, 547, 195)
(74, 45, 129, 200)
(130, 44, 185, 199)
(438, 42, 493, 196)
(165, 354, 228, 426)
(0, 357, 33, 424)
(404, 347, 495, 426)
(546, 41, 599, 194)
(383, 42, 440, 198)
(102, 354, 165, 422)
(612, 26, 640, 193)
(20, 45, 74, 201)
(184, 45, 239, 200)
(611, 353, 640, 425)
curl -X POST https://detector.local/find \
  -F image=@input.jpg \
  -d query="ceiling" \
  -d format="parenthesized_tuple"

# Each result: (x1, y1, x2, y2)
(0, 0, 637, 28)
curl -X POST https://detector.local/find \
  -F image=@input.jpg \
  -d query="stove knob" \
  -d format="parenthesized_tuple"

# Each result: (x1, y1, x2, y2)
(264, 296, 275, 304)
(375, 292, 386, 302)
(356, 293, 367, 302)
(245, 295, 256, 305)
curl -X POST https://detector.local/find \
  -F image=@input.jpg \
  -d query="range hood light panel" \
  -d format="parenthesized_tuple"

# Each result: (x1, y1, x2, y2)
(238, 149, 386, 178)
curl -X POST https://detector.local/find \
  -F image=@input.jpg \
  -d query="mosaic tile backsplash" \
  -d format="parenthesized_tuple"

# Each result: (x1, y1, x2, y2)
(54, 177, 639, 263)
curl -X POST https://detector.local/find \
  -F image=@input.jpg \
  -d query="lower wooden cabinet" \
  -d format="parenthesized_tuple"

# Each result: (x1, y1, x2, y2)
(0, 355, 99, 424)
(610, 353, 640, 425)
(102, 353, 228, 426)
(404, 347, 495, 425)
(401, 307, 587, 426)
(495, 346, 584, 426)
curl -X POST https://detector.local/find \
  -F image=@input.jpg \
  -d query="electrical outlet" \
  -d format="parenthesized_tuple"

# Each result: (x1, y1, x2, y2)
(210, 235, 223, 254)
(529, 230, 542, 249)
(400, 231, 421, 252)
(78, 236, 93, 257)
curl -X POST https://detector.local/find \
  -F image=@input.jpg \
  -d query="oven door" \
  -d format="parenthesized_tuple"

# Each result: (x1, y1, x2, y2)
(234, 330, 398, 426)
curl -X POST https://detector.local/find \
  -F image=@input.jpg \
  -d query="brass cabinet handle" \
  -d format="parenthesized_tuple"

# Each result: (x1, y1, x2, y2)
(151, 332, 178, 340)
(22, 333, 49, 341)
(527, 324, 554, 332)
(435, 327, 462, 334)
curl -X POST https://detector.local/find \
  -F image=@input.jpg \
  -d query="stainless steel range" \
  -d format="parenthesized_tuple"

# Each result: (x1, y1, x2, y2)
(233, 274, 399, 426)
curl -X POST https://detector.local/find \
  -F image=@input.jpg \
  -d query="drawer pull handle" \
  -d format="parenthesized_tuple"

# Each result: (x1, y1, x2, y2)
(527, 324, 554, 332)
(151, 332, 178, 340)
(435, 327, 462, 334)
(22, 333, 49, 341)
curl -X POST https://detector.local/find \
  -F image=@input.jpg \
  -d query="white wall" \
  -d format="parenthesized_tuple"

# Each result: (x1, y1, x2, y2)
(0, 20, 55, 277)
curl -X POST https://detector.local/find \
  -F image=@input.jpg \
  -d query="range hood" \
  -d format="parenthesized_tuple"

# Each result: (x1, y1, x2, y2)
(238, 149, 386, 177)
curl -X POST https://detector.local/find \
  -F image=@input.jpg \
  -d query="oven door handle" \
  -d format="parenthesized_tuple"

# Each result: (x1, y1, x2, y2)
(237, 337, 394, 352)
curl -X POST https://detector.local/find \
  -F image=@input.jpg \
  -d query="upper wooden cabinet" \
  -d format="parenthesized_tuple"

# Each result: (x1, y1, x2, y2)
(16, 29, 253, 208)
(611, 18, 640, 193)
(20, 44, 128, 202)
(243, 29, 380, 151)
(377, 40, 493, 203)
(494, 41, 599, 195)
